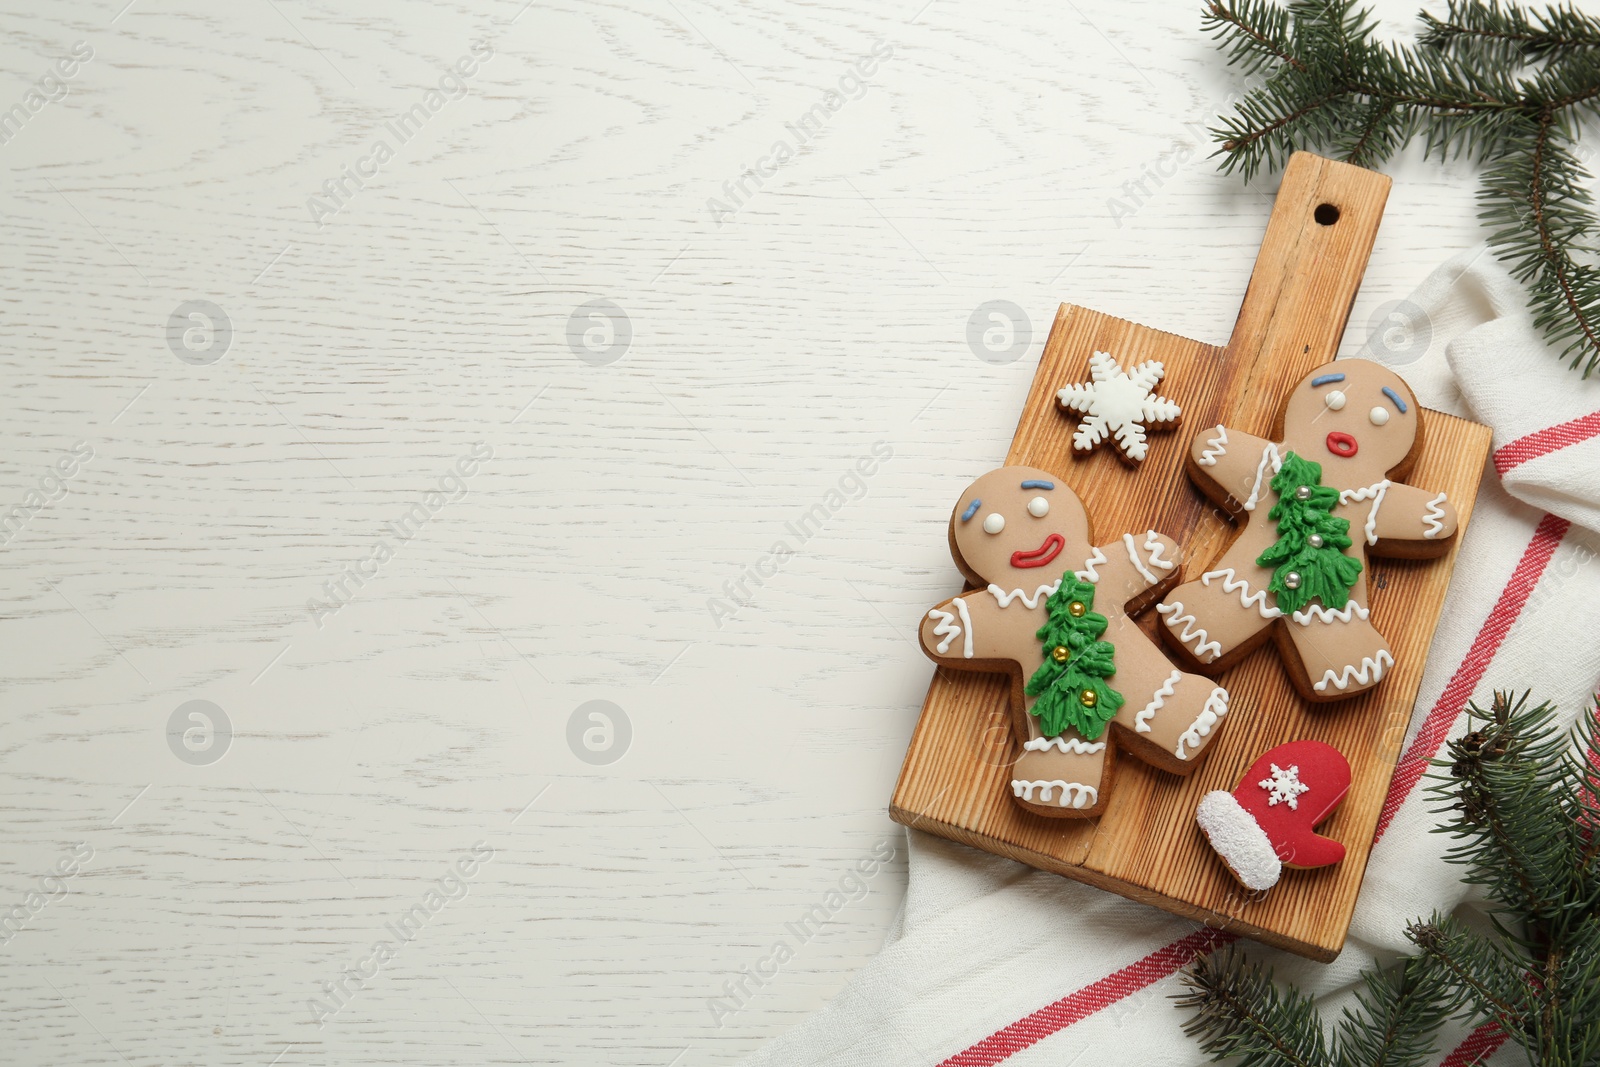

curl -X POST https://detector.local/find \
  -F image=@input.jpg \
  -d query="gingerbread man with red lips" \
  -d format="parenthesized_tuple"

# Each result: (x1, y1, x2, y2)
(919, 466, 1230, 820)
(1156, 359, 1459, 702)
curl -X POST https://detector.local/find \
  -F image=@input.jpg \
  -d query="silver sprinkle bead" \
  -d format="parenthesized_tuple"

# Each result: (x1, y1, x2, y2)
(1284, 571, 1302, 589)
(1295, 486, 1312, 501)
(1308, 534, 1324, 548)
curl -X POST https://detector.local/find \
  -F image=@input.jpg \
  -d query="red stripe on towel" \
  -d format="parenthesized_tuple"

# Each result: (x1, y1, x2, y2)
(937, 928, 1236, 1066)
(1376, 513, 1569, 840)
(1493, 410, 1600, 475)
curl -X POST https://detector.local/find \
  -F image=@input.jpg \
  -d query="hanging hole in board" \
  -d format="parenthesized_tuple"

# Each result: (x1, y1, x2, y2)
(1314, 203, 1340, 226)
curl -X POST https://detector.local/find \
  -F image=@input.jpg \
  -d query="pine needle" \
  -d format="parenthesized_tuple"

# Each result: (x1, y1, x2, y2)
(1203, 0, 1600, 376)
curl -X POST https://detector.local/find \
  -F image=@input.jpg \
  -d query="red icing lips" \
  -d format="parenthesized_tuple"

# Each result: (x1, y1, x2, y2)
(1325, 431, 1359, 458)
(1011, 533, 1065, 569)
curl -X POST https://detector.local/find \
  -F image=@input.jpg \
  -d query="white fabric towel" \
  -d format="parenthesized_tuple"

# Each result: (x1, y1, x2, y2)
(740, 246, 1600, 1067)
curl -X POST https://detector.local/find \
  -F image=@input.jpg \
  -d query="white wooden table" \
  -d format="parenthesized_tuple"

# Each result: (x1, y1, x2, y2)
(0, 0, 1485, 1063)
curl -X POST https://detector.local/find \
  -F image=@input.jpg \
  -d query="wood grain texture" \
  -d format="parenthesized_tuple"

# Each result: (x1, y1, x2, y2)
(0, 0, 1506, 1061)
(891, 154, 1493, 961)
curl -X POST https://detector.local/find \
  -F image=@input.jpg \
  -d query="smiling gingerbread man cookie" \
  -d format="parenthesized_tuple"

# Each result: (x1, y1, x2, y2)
(1156, 359, 1458, 702)
(918, 466, 1230, 819)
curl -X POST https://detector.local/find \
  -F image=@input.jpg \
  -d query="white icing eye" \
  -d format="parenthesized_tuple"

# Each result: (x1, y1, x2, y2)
(1324, 390, 1346, 411)
(1369, 406, 1390, 426)
(1027, 496, 1050, 517)
(982, 512, 1005, 534)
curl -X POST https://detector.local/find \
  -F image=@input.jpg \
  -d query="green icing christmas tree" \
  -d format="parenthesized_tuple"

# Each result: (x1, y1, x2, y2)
(1025, 577, 1124, 740)
(1256, 451, 1362, 615)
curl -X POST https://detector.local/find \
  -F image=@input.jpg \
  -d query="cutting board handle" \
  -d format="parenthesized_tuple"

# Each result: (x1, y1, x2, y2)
(1222, 152, 1392, 433)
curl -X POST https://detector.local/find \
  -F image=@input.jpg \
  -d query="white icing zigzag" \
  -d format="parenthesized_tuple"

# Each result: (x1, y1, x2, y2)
(953, 597, 974, 658)
(988, 581, 1061, 610)
(1157, 600, 1222, 661)
(1143, 530, 1176, 572)
(1291, 601, 1371, 625)
(1197, 424, 1228, 466)
(1023, 736, 1106, 754)
(1201, 567, 1282, 619)
(1340, 480, 1390, 545)
(1242, 444, 1284, 511)
(1423, 492, 1448, 538)
(1123, 533, 1157, 584)
(1314, 649, 1395, 692)
(927, 607, 960, 654)
(1012, 779, 1098, 809)
(1176, 687, 1229, 760)
(1075, 546, 1108, 584)
(1135, 670, 1181, 733)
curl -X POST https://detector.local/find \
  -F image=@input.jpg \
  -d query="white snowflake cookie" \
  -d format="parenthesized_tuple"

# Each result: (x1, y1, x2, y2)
(1055, 350, 1182, 464)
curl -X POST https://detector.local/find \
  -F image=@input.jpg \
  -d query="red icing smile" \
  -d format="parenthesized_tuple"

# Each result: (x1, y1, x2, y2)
(1011, 533, 1065, 569)
(1325, 431, 1359, 458)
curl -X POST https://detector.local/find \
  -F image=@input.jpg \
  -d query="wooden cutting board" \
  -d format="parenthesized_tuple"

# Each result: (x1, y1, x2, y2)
(889, 152, 1492, 961)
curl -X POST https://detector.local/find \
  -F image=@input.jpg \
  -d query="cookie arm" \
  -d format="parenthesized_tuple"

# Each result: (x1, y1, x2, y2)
(1081, 530, 1182, 603)
(1370, 483, 1458, 545)
(1189, 425, 1274, 510)
(919, 592, 1010, 665)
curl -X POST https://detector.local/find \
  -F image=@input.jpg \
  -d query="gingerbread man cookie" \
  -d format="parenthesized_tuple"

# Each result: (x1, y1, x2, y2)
(918, 466, 1230, 819)
(1157, 360, 1458, 701)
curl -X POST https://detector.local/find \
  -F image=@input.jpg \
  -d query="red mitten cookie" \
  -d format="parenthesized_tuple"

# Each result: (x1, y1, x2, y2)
(918, 466, 1230, 820)
(1157, 359, 1458, 702)
(1196, 739, 1351, 891)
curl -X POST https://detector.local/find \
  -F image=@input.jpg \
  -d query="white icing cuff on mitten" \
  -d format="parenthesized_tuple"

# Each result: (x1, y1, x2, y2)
(1175, 687, 1230, 760)
(1196, 790, 1281, 891)
(1011, 780, 1098, 809)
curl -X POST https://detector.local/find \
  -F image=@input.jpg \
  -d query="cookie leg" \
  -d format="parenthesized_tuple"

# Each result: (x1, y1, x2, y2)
(1281, 608, 1394, 698)
(1117, 668, 1231, 767)
(1156, 562, 1278, 669)
(1010, 739, 1110, 819)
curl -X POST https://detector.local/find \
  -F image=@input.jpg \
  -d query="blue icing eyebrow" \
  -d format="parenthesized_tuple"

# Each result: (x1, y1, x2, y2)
(960, 499, 981, 522)
(1019, 480, 1054, 490)
(1382, 385, 1407, 413)
(1311, 373, 1345, 387)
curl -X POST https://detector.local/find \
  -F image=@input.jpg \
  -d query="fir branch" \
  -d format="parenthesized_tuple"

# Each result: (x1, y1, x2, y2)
(1406, 917, 1532, 1039)
(1568, 700, 1600, 878)
(1177, 947, 1331, 1067)
(1506, 111, 1600, 375)
(1334, 952, 1453, 1067)
(1430, 693, 1575, 937)
(1206, 0, 1307, 72)
(1421, 0, 1600, 66)
(1202, 0, 1600, 375)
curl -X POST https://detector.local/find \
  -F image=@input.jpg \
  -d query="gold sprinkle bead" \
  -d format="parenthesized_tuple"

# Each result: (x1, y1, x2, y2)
(1051, 646, 1070, 663)
(1068, 601, 1087, 617)
(1080, 689, 1098, 708)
